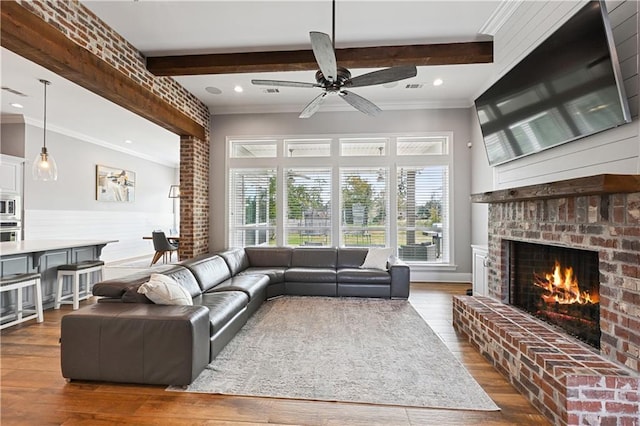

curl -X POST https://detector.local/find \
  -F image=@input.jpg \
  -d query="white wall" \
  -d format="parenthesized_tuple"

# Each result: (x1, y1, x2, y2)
(469, 106, 491, 247)
(210, 108, 474, 282)
(19, 121, 178, 262)
(470, 0, 639, 246)
(0, 121, 26, 158)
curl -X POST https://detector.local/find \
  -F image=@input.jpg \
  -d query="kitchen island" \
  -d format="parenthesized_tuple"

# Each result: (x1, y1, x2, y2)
(0, 239, 117, 317)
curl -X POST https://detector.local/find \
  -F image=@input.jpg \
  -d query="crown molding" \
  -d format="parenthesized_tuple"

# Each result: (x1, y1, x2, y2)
(478, 0, 522, 36)
(8, 114, 178, 168)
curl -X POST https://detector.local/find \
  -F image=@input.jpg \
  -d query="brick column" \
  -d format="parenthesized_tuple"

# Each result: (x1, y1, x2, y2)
(179, 135, 209, 259)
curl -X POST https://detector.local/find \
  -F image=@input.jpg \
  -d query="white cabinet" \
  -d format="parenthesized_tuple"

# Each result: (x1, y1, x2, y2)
(471, 245, 489, 296)
(0, 154, 24, 194)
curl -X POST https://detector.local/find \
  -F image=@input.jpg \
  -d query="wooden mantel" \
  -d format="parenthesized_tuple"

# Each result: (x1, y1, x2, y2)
(470, 174, 640, 203)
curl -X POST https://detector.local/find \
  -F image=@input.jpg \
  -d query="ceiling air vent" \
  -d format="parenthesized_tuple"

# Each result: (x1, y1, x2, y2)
(405, 84, 423, 89)
(1, 86, 28, 97)
(263, 88, 280, 94)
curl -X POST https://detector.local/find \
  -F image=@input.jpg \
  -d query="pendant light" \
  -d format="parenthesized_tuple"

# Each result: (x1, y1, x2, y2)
(32, 79, 58, 181)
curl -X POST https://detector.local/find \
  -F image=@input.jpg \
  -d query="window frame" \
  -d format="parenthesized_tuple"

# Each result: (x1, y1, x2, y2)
(226, 132, 454, 266)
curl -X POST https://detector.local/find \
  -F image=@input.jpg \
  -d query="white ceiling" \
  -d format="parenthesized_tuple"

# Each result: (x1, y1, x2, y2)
(1, 1, 506, 167)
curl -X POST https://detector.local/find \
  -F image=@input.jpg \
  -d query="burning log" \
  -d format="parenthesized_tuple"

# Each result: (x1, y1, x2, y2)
(532, 260, 598, 305)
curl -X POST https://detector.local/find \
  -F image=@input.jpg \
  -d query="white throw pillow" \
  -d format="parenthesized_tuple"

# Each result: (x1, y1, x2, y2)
(137, 273, 193, 305)
(360, 247, 394, 271)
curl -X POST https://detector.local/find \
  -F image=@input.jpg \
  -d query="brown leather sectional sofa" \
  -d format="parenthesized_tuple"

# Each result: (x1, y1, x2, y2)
(60, 246, 410, 386)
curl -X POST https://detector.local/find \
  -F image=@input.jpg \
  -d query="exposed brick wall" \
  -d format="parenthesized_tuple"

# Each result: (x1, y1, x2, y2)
(453, 296, 640, 426)
(179, 135, 209, 259)
(14, 0, 211, 255)
(486, 192, 640, 373)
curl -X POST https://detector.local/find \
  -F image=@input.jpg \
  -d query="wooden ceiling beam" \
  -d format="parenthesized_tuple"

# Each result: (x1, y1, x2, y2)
(1, 1, 206, 140)
(146, 41, 493, 76)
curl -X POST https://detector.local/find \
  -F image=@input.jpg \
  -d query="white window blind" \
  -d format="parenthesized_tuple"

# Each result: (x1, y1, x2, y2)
(227, 133, 452, 264)
(340, 167, 389, 247)
(397, 166, 449, 263)
(284, 168, 332, 246)
(228, 169, 276, 247)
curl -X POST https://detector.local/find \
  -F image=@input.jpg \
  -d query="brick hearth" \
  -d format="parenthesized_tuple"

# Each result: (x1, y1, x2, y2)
(453, 296, 639, 425)
(460, 175, 640, 425)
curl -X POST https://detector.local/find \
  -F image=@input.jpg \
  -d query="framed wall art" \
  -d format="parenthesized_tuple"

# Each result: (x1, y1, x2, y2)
(96, 165, 136, 202)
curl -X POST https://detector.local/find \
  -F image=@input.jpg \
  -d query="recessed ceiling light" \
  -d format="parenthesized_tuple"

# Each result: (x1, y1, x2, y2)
(205, 86, 222, 95)
(124, 139, 133, 144)
(10, 103, 24, 109)
(234, 85, 243, 93)
(433, 78, 444, 86)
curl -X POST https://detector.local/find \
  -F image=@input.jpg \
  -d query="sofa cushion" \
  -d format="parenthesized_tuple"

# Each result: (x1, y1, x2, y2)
(337, 248, 369, 268)
(238, 267, 286, 284)
(137, 274, 193, 306)
(218, 248, 250, 275)
(163, 266, 203, 298)
(122, 286, 154, 304)
(360, 247, 394, 271)
(245, 247, 292, 267)
(92, 265, 174, 298)
(181, 255, 232, 292)
(199, 291, 249, 334)
(337, 268, 391, 284)
(291, 248, 337, 268)
(206, 274, 269, 301)
(285, 267, 336, 283)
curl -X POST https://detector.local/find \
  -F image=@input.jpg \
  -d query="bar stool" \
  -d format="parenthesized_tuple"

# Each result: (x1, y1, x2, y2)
(55, 260, 105, 310)
(0, 273, 44, 330)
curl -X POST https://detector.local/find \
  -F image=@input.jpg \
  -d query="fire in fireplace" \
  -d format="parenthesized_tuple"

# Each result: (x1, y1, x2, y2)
(509, 241, 601, 348)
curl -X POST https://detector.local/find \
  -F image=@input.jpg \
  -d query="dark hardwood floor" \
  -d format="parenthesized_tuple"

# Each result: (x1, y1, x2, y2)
(1, 283, 549, 425)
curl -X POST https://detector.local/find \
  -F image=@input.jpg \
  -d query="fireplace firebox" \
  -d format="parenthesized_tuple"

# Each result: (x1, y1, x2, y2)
(509, 241, 600, 348)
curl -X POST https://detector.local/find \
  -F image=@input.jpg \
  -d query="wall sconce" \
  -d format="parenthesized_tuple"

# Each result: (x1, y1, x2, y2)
(168, 185, 180, 198)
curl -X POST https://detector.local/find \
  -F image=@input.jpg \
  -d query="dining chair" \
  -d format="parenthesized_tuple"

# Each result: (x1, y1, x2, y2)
(150, 231, 179, 266)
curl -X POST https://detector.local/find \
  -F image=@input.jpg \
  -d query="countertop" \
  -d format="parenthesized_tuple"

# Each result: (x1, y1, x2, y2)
(0, 239, 118, 257)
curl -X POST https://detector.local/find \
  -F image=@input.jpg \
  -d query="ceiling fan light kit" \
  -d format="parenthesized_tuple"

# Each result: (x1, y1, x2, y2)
(251, 1, 417, 118)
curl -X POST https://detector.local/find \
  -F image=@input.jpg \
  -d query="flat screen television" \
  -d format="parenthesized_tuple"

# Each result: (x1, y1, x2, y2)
(474, 0, 632, 166)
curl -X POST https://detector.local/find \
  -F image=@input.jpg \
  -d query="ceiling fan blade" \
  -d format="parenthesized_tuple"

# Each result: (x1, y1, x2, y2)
(339, 90, 382, 116)
(310, 31, 337, 82)
(299, 92, 328, 119)
(251, 79, 319, 89)
(346, 66, 418, 88)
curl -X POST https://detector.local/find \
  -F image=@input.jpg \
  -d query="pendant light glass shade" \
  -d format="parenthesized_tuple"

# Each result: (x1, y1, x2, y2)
(32, 146, 58, 181)
(32, 79, 58, 181)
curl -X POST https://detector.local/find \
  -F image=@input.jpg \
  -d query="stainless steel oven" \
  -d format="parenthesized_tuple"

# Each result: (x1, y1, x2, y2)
(0, 221, 21, 242)
(0, 194, 21, 221)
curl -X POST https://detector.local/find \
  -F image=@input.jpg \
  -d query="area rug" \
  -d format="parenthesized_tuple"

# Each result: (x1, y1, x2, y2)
(171, 296, 500, 411)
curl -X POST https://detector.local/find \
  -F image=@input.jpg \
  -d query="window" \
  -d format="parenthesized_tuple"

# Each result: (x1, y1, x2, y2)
(397, 136, 447, 155)
(340, 168, 388, 247)
(230, 140, 277, 158)
(396, 166, 449, 263)
(340, 137, 388, 156)
(228, 169, 276, 247)
(227, 134, 452, 265)
(285, 139, 331, 157)
(284, 168, 332, 246)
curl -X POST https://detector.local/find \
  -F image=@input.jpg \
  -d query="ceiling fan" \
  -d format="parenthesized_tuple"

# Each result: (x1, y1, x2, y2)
(251, 1, 418, 118)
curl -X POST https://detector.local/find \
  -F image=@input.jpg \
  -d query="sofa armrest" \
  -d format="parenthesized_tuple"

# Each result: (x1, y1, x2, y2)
(61, 303, 210, 386)
(388, 257, 410, 299)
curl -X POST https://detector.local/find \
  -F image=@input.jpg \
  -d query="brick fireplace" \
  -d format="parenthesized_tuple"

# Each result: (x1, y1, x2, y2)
(454, 174, 640, 425)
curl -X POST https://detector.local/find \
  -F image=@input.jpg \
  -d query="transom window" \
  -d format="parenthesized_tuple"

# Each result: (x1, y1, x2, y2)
(227, 133, 453, 264)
